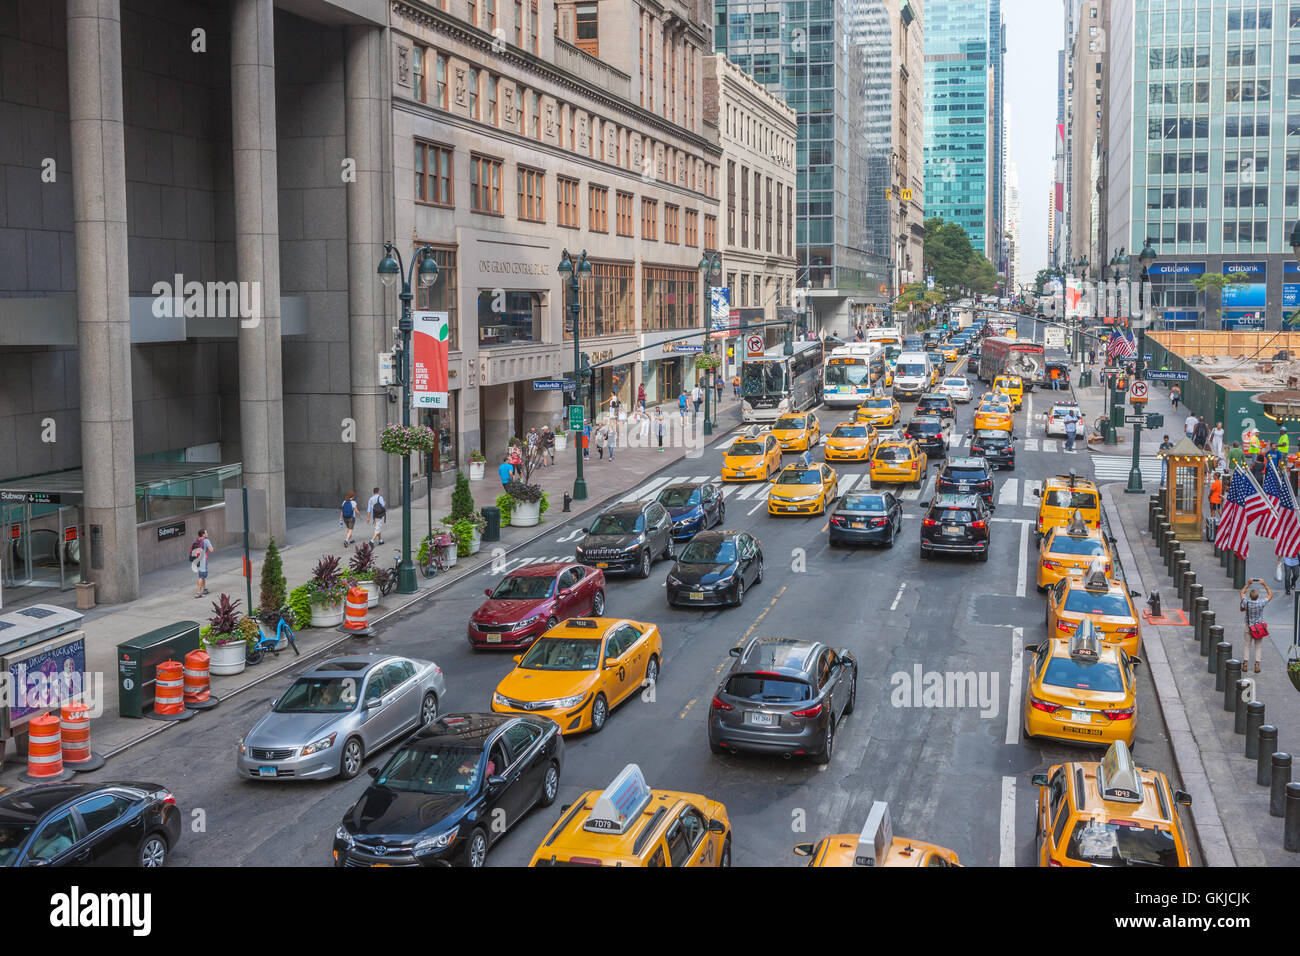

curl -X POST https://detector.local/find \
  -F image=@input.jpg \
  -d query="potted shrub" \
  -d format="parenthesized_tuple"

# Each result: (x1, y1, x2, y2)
(348, 542, 381, 608)
(495, 493, 515, 528)
(287, 584, 314, 630)
(504, 443, 545, 526)
(468, 449, 487, 481)
(306, 554, 349, 627)
(203, 594, 249, 675)
(259, 537, 287, 618)
(441, 471, 485, 555)
(554, 426, 568, 452)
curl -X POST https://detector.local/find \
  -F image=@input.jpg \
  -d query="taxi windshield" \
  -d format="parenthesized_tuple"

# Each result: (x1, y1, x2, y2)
(375, 745, 483, 794)
(1063, 591, 1132, 616)
(1048, 536, 1106, 556)
(491, 575, 556, 600)
(657, 487, 702, 507)
(865, 399, 893, 409)
(1066, 819, 1180, 867)
(729, 442, 764, 456)
(518, 637, 601, 671)
(875, 446, 914, 462)
(775, 417, 806, 430)
(1042, 658, 1125, 692)
(832, 425, 869, 438)
(1046, 490, 1099, 510)
(680, 539, 738, 564)
(979, 403, 1010, 413)
(776, 468, 823, 485)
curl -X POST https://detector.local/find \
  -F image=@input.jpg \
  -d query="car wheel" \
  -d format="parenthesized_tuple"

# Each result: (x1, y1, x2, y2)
(538, 760, 561, 808)
(644, 654, 660, 687)
(709, 736, 728, 755)
(754, 556, 764, 584)
(844, 672, 858, 715)
(733, 577, 745, 607)
(339, 736, 364, 780)
(813, 717, 835, 765)
(885, 528, 895, 549)
(465, 827, 489, 868)
(717, 504, 726, 526)
(590, 693, 609, 732)
(919, 545, 930, 560)
(138, 832, 168, 868)
(420, 692, 439, 727)
(719, 835, 732, 868)
(591, 588, 606, 616)
(978, 547, 989, 563)
(638, 549, 652, 578)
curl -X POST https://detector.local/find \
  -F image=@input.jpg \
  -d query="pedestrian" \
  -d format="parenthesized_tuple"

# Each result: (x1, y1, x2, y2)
(655, 408, 666, 452)
(1170, 384, 1181, 409)
(1210, 422, 1225, 463)
(637, 382, 646, 409)
(678, 389, 688, 421)
(1279, 426, 1292, 458)
(1240, 578, 1273, 674)
(498, 455, 514, 490)
(1159, 435, 1174, 487)
(1285, 553, 1300, 596)
(526, 427, 540, 461)
(715, 374, 724, 405)
(691, 383, 703, 416)
(1251, 452, 1267, 486)
(607, 418, 617, 462)
(732, 373, 741, 399)
(602, 390, 620, 425)
(1192, 416, 1209, 450)
(1228, 440, 1246, 470)
(190, 528, 213, 598)
(1208, 471, 1223, 519)
(1184, 412, 1197, 440)
(582, 423, 590, 460)
(340, 491, 359, 548)
(508, 442, 522, 468)
(541, 425, 555, 466)
(366, 486, 387, 545)
(594, 422, 606, 460)
(1063, 411, 1078, 452)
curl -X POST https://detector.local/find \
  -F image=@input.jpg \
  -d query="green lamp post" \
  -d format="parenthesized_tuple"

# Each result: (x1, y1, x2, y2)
(698, 252, 723, 436)
(558, 249, 593, 501)
(1125, 240, 1155, 493)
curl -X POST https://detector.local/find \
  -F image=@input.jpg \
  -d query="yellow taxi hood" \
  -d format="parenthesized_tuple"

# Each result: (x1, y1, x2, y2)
(771, 477, 824, 496)
(495, 666, 598, 702)
(724, 450, 765, 464)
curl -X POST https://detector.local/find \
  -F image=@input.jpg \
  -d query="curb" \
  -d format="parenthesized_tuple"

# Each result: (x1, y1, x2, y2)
(1101, 484, 1236, 867)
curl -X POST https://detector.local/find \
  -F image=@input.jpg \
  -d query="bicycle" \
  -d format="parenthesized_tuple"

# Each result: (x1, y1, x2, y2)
(248, 610, 300, 665)
(420, 535, 452, 579)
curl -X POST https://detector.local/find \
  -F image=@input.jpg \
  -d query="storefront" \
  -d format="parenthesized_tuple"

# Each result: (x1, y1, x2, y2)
(420, 393, 459, 474)
(592, 363, 633, 420)
(1220, 261, 1266, 330)
(1150, 261, 1204, 328)
(1285, 263, 1300, 330)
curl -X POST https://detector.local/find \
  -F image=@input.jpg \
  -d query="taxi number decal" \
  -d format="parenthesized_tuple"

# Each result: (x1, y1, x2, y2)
(617, 666, 626, 682)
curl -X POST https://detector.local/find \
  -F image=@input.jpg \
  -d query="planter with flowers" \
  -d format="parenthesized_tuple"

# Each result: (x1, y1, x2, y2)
(554, 427, 568, 453)
(468, 449, 487, 481)
(348, 543, 381, 608)
(306, 555, 349, 627)
(202, 594, 254, 675)
(503, 445, 545, 527)
(380, 422, 439, 458)
(442, 470, 485, 556)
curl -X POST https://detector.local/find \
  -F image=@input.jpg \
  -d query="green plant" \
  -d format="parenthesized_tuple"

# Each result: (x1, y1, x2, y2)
(695, 353, 721, 371)
(287, 584, 313, 630)
(306, 554, 349, 604)
(417, 533, 436, 566)
(206, 594, 246, 646)
(504, 478, 543, 503)
(539, 491, 550, 517)
(235, 616, 261, 649)
(450, 517, 476, 556)
(259, 537, 287, 616)
(450, 470, 476, 522)
(469, 449, 486, 463)
(348, 542, 378, 582)
(380, 422, 438, 456)
(496, 493, 515, 525)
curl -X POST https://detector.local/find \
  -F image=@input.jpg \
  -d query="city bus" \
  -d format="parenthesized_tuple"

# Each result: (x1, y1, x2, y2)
(978, 336, 1045, 387)
(741, 339, 825, 422)
(823, 344, 890, 407)
(866, 327, 903, 348)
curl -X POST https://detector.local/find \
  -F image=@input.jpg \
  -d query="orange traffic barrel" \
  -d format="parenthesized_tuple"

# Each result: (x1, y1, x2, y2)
(154, 660, 185, 715)
(344, 587, 370, 633)
(59, 702, 106, 772)
(20, 713, 74, 783)
(183, 649, 220, 711)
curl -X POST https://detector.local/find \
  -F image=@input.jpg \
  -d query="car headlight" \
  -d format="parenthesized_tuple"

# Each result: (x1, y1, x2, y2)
(538, 692, 589, 710)
(414, 828, 459, 854)
(493, 692, 511, 707)
(238, 735, 246, 755)
(623, 538, 645, 552)
(335, 825, 355, 848)
(514, 614, 541, 629)
(301, 733, 337, 756)
(667, 574, 682, 586)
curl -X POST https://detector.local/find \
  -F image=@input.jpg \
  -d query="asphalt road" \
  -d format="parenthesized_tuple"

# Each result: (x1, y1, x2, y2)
(104, 320, 1187, 867)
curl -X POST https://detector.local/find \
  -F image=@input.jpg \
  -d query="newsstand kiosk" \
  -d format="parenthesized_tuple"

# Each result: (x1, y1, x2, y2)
(0, 604, 88, 772)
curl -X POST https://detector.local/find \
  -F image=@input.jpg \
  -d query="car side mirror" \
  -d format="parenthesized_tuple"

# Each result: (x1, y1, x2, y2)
(512, 654, 523, 665)
(1031, 773, 1049, 787)
(1129, 656, 1143, 666)
(793, 843, 815, 857)
(729, 646, 743, 657)
(708, 819, 727, 833)
(487, 775, 507, 789)
(1130, 589, 1142, 599)
(485, 588, 494, 597)
(558, 588, 572, 598)
(367, 767, 381, 780)
(604, 660, 619, 669)
(363, 697, 380, 710)
(1024, 643, 1042, 654)
(1173, 790, 1193, 807)
(1032, 488, 1041, 497)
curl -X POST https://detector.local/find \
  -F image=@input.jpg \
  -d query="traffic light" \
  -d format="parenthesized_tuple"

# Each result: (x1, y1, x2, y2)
(1144, 413, 1164, 430)
(580, 351, 591, 372)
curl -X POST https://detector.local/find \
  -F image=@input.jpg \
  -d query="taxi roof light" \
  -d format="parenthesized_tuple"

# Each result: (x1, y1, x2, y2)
(855, 801, 893, 867)
(582, 763, 654, 834)
(1067, 510, 1088, 536)
(1097, 741, 1144, 804)
(1068, 620, 1103, 661)
(1083, 559, 1110, 591)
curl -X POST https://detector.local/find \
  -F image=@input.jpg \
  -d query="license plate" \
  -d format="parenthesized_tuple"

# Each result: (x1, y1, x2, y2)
(258, 767, 277, 777)
(486, 634, 501, 643)
(945, 525, 962, 535)
(1071, 710, 1092, 723)
(747, 712, 776, 726)
(596, 562, 609, 568)
(1066, 725, 1103, 736)
(689, 591, 705, 600)
(850, 521, 864, 529)
(784, 506, 798, 512)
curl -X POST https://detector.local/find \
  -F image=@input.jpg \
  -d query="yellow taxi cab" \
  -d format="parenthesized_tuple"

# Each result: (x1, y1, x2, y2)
(721, 431, 783, 482)
(1033, 740, 1193, 867)
(1023, 620, 1140, 747)
(942, 345, 960, 363)
(1033, 471, 1101, 539)
(993, 375, 1024, 410)
(1045, 561, 1142, 657)
(794, 801, 961, 867)
(973, 399, 1014, 432)
(530, 763, 731, 866)
(770, 411, 821, 452)
(869, 435, 928, 489)
(1037, 510, 1116, 592)
(768, 462, 839, 516)
(492, 617, 663, 735)
(856, 395, 900, 428)
(823, 422, 877, 463)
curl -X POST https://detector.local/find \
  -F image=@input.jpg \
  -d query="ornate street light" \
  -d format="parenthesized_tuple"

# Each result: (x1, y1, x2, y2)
(698, 252, 723, 435)
(1125, 238, 1158, 494)
(558, 249, 593, 501)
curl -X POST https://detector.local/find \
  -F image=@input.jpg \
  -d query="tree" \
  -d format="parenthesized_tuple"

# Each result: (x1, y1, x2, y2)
(1191, 272, 1248, 323)
(258, 537, 286, 615)
(449, 469, 476, 522)
(922, 217, 1001, 297)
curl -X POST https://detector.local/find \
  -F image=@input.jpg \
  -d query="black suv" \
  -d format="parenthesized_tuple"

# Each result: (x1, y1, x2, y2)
(575, 500, 674, 577)
(915, 393, 955, 421)
(970, 429, 1016, 469)
(904, 416, 949, 460)
(936, 456, 996, 505)
(920, 494, 992, 562)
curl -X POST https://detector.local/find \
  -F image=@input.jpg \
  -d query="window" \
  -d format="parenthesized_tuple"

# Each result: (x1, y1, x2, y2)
(740, 165, 749, 246)
(641, 197, 658, 240)
(412, 45, 426, 102)
(76, 794, 130, 834)
(642, 265, 698, 330)
(576, 3, 598, 56)
(515, 0, 523, 45)
(726, 160, 736, 244)
(571, 261, 635, 337)
(557, 176, 579, 228)
(478, 290, 541, 345)
(436, 53, 448, 108)
(616, 191, 634, 236)
(468, 0, 477, 27)
(684, 208, 698, 247)
(589, 185, 608, 233)
(415, 243, 459, 349)
(415, 141, 453, 207)
(530, 91, 540, 139)
(29, 813, 78, 862)
(484, 0, 496, 32)
(502, 720, 542, 756)
(667, 808, 707, 866)
(703, 213, 717, 249)
(518, 166, 545, 223)
(470, 154, 503, 214)
(664, 203, 679, 243)
(468, 68, 480, 120)
(487, 75, 498, 125)
(530, 0, 538, 54)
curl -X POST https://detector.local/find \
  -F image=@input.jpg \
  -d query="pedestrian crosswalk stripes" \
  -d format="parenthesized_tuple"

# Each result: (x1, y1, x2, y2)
(619, 476, 674, 503)
(1090, 455, 1163, 483)
(996, 478, 1042, 507)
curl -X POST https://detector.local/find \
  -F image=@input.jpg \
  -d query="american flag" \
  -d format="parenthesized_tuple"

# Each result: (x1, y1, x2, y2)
(1106, 328, 1137, 361)
(1261, 458, 1300, 558)
(1214, 468, 1274, 559)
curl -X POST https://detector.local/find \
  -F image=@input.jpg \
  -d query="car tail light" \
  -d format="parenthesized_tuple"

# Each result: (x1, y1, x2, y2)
(1037, 516, 1044, 528)
(922, 518, 937, 527)
(1048, 859, 1063, 867)
(829, 515, 845, 526)
(1055, 618, 1076, 634)
(871, 518, 888, 527)
(1102, 707, 1134, 721)
(711, 695, 734, 711)
(1029, 695, 1061, 714)
(970, 520, 987, 530)
(567, 857, 605, 866)
(791, 703, 824, 718)
(1041, 559, 1061, 569)
(1104, 563, 1112, 574)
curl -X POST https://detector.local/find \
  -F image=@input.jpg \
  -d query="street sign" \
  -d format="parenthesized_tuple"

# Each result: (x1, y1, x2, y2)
(1143, 354, 1152, 362)
(1125, 414, 1149, 425)
(533, 380, 575, 391)
(1128, 380, 1149, 404)
(568, 404, 584, 431)
(745, 334, 766, 358)
(1144, 369, 1189, 382)
(664, 343, 703, 354)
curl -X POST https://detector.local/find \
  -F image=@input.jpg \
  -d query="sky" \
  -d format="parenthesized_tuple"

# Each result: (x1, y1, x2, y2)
(1002, 0, 1062, 281)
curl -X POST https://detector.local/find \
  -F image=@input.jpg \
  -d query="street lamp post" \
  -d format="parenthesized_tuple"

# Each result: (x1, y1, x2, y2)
(558, 249, 593, 501)
(377, 242, 440, 595)
(1125, 240, 1155, 494)
(698, 252, 722, 436)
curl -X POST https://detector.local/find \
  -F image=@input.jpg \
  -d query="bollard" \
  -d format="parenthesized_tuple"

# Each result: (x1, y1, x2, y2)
(1149, 497, 1159, 533)
(1158, 522, 1172, 559)
(1221, 543, 1231, 568)
(1192, 597, 1209, 637)
(1172, 554, 1187, 584)
(1186, 582, 1202, 616)
(1233, 553, 1246, 589)
(1167, 544, 1181, 575)
(1214, 642, 1232, 687)
(1202, 616, 1218, 658)
(1275, 757, 1294, 816)
(1285, 783, 1300, 851)
(1259, 727, 1280, 785)
(1246, 702, 1266, 758)
(1224, 659, 1243, 711)
(1234, 680, 1251, 734)
(1178, 567, 1194, 601)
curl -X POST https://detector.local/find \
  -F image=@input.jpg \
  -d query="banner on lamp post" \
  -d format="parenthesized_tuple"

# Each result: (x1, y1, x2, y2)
(411, 310, 450, 409)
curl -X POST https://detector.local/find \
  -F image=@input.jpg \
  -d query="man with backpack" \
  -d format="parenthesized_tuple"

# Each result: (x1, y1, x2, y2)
(190, 529, 213, 598)
(340, 491, 359, 548)
(366, 486, 387, 546)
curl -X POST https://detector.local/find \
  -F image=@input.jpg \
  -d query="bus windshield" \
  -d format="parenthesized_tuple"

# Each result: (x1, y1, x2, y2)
(742, 361, 785, 398)
(825, 362, 872, 386)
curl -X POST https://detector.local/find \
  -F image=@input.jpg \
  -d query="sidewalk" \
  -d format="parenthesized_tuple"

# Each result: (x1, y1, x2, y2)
(0, 398, 742, 780)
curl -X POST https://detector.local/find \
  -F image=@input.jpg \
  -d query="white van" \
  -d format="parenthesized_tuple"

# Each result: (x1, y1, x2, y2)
(892, 351, 932, 401)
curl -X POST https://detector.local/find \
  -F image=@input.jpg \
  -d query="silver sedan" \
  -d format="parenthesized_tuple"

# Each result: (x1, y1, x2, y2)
(236, 654, 447, 781)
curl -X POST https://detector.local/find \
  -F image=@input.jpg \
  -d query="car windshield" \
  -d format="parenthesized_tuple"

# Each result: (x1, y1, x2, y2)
(1066, 819, 1180, 867)
(777, 468, 822, 484)
(1042, 658, 1125, 692)
(724, 675, 812, 702)
(491, 575, 556, 600)
(875, 446, 914, 462)
(775, 417, 805, 429)
(729, 442, 764, 456)
(927, 353, 944, 363)
(658, 487, 702, 507)
(1046, 490, 1098, 510)
(841, 494, 885, 511)
(1051, 406, 1079, 418)
(589, 513, 644, 534)
(944, 378, 967, 387)
(519, 637, 601, 671)
(885, 346, 902, 361)
(1049, 536, 1107, 557)
(375, 745, 483, 794)
(897, 363, 926, 377)
(1063, 591, 1132, 616)
(0, 823, 35, 866)
(680, 539, 738, 564)
(945, 468, 989, 481)
(832, 425, 869, 438)
(979, 403, 1010, 413)
(908, 422, 943, 435)
(974, 429, 1010, 441)
(275, 677, 358, 713)
(865, 399, 893, 409)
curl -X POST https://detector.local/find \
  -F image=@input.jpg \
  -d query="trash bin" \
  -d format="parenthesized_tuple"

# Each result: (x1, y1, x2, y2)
(1079, 369, 1092, 388)
(117, 622, 201, 718)
(481, 506, 501, 543)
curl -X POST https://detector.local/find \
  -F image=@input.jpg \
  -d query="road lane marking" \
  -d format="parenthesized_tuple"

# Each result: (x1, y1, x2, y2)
(838, 474, 861, 494)
(1020, 479, 1042, 507)
(1005, 626, 1024, 745)
(748, 496, 769, 515)
(889, 581, 907, 611)
(679, 585, 789, 720)
(997, 478, 1018, 506)
(732, 481, 771, 501)
(1000, 776, 1017, 867)
(620, 476, 673, 502)
(1016, 522, 1030, 598)
(1023, 438, 1039, 452)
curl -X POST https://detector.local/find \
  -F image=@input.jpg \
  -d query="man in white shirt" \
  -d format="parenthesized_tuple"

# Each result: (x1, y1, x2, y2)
(1184, 413, 1197, 439)
(691, 385, 703, 416)
(366, 487, 387, 545)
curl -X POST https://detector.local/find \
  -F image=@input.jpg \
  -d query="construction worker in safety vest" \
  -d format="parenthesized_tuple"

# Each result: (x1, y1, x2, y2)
(1278, 427, 1291, 456)
(1246, 429, 1261, 455)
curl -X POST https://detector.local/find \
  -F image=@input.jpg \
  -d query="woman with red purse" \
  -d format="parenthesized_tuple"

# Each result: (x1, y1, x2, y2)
(1240, 579, 1273, 674)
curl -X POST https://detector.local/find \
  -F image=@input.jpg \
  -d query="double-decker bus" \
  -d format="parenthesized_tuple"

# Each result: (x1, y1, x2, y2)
(823, 344, 889, 407)
(741, 339, 825, 422)
(978, 336, 1045, 386)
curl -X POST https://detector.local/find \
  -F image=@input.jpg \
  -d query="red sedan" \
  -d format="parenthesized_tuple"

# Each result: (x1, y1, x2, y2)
(467, 562, 607, 649)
